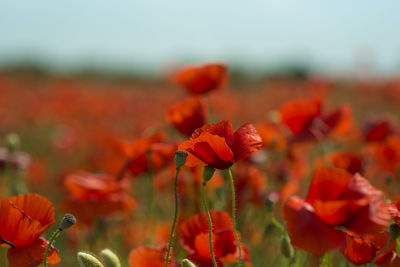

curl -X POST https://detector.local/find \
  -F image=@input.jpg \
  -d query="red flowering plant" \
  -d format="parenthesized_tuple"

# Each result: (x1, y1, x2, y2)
(0, 194, 60, 267)
(117, 131, 177, 179)
(283, 167, 396, 265)
(128, 245, 179, 267)
(166, 97, 207, 137)
(178, 211, 250, 267)
(279, 97, 348, 143)
(175, 120, 262, 267)
(60, 171, 136, 227)
(174, 63, 227, 95)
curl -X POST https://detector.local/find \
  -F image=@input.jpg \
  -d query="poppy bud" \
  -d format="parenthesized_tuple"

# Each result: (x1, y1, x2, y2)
(390, 223, 400, 240)
(203, 165, 215, 184)
(59, 213, 76, 230)
(182, 259, 198, 267)
(100, 249, 121, 267)
(77, 252, 104, 267)
(175, 150, 188, 169)
(280, 236, 294, 259)
(6, 133, 20, 153)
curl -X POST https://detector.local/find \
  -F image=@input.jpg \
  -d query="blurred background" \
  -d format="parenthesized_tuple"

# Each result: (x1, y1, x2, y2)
(1, 0, 400, 78)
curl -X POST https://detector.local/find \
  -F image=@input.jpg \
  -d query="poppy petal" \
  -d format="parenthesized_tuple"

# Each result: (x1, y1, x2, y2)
(282, 196, 345, 256)
(7, 237, 60, 267)
(233, 122, 263, 162)
(0, 194, 54, 246)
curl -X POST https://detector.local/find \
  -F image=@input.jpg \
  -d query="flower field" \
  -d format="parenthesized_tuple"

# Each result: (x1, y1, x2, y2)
(1, 64, 400, 266)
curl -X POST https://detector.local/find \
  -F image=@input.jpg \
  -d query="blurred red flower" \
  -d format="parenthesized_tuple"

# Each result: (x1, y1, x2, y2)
(60, 171, 136, 226)
(128, 246, 177, 267)
(283, 167, 390, 256)
(0, 194, 60, 267)
(306, 168, 389, 233)
(316, 150, 364, 175)
(279, 97, 347, 143)
(179, 210, 250, 266)
(166, 97, 207, 136)
(388, 201, 400, 227)
(119, 132, 177, 177)
(341, 230, 399, 265)
(283, 196, 345, 256)
(179, 120, 263, 169)
(174, 63, 227, 95)
(363, 115, 399, 142)
(255, 122, 287, 151)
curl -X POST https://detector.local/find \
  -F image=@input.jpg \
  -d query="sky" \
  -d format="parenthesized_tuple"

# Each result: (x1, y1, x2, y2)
(1, 0, 400, 74)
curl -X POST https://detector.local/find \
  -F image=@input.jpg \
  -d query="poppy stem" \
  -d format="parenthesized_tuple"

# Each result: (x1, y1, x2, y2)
(0, 246, 7, 267)
(116, 158, 131, 181)
(201, 181, 218, 267)
(372, 224, 400, 264)
(226, 168, 242, 267)
(165, 166, 183, 267)
(371, 235, 394, 264)
(44, 228, 62, 267)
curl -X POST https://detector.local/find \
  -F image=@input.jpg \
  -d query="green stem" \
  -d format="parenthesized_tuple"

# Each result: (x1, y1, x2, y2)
(44, 228, 62, 267)
(201, 181, 218, 267)
(270, 217, 285, 233)
(372, 235, 394, 263)
(227, 168, 242, 267)
(165, 167, 182, 267)
(0, 246, 7, 267)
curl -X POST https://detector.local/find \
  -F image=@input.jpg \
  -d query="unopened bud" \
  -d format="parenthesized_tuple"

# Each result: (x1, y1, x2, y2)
(174, 150, 188, 169)
(100, 249, 121, 267)
(389, 223, 400, 240)
(182, 259, 198, 267)
(280, 236, 294, 259)
(203, 165, 215, 184)
(59, 213, 76, 230)
(77, 252, 104, 267)
(6, 133, 20, 153)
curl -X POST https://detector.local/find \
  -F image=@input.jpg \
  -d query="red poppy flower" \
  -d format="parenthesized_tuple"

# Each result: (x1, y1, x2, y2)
(279, 97, 322, 135)
(179, 120, 263, 169)
(363, 115, 399, 142)
(282, 196, 345, 256)
(0, 194, 60, 267)
(128, 246, 177, 267)
(60, 171, 136, 225)
(388, 201, 400, 227)
(305, 168, 389, 233)
(367, 136, 400, 175)
(166, 97, 207, 136)
(179, 210, 250, 266)
(279, 98, 346, 143)
(119, 132, 177, 176)
(174, 63, 227, 95)
(341, 230, 399, 266)
(255, 122, 286, 151)
(317, 151, 364, 175)
(7, 237, 60, 267)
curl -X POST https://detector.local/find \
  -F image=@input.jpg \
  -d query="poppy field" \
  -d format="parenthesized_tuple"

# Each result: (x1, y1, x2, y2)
(2, 63, 400, 267)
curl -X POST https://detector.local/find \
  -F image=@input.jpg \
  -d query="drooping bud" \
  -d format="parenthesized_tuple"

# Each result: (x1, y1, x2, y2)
(77, 252, 104, 267)
(203, 165, 215, 184)
(182, 258, 198, 267)
(100, 249, 121, 267)
(280, 236, 294, 259)
(59, 213, 77, 230)
(389, 223, 400, 240)
(6, 133, 20, 153)
(174, 150, 188, 169)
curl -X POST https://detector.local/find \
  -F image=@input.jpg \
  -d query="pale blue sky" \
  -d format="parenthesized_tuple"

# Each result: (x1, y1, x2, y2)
(1, 1, 400, 73)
